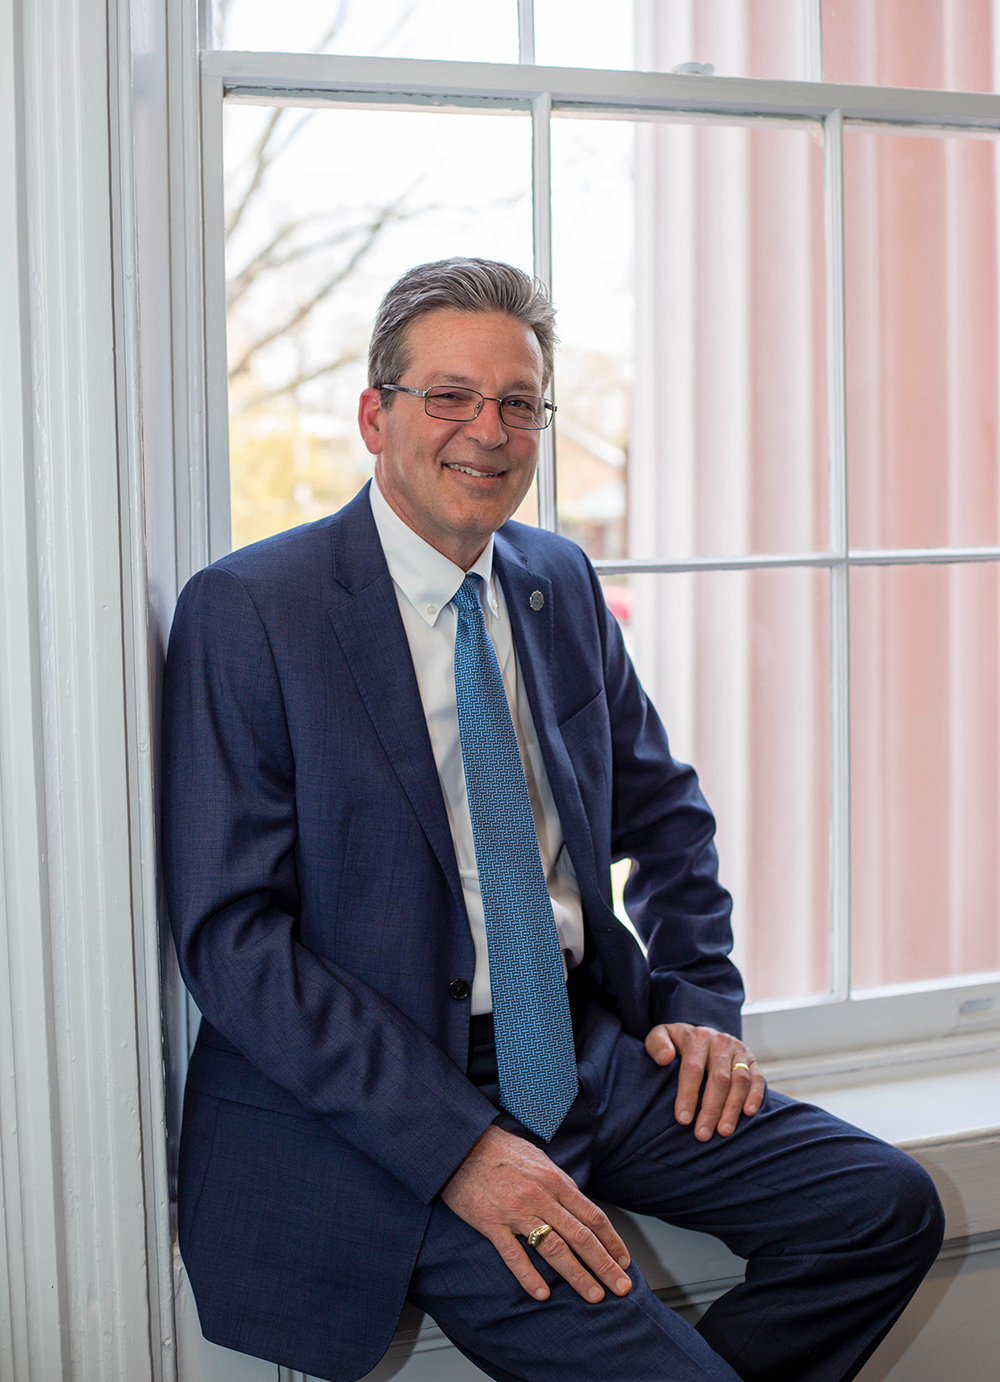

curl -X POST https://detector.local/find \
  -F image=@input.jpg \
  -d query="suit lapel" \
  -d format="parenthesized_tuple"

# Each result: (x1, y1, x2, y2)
(494, 534, 600, 899)
(326, 491, 465, 909)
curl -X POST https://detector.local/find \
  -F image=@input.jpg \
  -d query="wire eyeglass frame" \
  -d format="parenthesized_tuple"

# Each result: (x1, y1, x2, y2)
(378, 382, 557, 430)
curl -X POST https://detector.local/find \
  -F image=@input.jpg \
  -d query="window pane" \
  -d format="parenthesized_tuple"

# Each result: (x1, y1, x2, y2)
(213, 0, 519, 63)
(550, 118, 632, 558)
(845, 127, 1000, 550)
(223, 103, 532, 549)
(537, 0, 816, 80)
(607, 567, 832, 1005)
(824, 0, 998, 92)
(552, 115, 827, 562)
(850, 562, 1000, 989)
(534, 0, 634, 70)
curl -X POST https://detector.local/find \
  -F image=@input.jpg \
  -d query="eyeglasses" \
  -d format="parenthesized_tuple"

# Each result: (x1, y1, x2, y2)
(378, 383, 557, 430)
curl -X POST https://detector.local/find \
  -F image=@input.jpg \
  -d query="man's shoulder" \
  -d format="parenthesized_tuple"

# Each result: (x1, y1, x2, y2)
(209, 514, 336, 588)
(179, 486, 378, 614)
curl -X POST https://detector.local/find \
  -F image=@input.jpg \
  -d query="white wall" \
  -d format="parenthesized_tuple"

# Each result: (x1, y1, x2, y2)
(0, 0, 172, 1377)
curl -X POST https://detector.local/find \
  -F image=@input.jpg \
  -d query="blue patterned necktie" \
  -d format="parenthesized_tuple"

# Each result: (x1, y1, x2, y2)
(452, 573, 578, 1141)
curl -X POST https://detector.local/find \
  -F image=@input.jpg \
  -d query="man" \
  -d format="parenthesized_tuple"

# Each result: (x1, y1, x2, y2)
(163, 258, 943, 1382)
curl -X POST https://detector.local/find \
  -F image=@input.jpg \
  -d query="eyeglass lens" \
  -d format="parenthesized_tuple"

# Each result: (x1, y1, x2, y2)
(424, 386, 549, 429)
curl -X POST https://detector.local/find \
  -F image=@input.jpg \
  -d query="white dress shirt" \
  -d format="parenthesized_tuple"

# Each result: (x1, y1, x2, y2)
(368, 477, 585, 1014)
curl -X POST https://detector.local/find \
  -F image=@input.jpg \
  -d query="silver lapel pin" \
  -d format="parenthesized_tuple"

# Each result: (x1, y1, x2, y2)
(529, 590, 544, 611)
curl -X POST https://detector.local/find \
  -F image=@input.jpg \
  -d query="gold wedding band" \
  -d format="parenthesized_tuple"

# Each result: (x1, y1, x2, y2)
(731, 1061, 751, 1073)
(527, 1223, 553, 1248)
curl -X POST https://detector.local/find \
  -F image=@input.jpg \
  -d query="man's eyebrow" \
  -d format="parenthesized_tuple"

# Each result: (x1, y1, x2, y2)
(433, 372, 542, 392)
(433, 373, 478, 387)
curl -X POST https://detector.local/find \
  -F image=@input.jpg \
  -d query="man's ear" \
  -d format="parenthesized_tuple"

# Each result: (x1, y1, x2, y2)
(358, 388, 384, 455)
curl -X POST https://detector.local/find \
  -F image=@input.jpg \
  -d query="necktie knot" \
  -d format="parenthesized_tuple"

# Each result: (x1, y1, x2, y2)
(453, 573, 484, 619)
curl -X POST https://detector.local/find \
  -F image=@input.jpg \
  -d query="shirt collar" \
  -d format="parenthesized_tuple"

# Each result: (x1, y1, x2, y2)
(368, 476, 496, 627)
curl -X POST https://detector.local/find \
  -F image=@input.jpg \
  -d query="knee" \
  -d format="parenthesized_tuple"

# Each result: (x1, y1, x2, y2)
(866, 1146, 945, 1271)
(907, 1158, 946, 1267)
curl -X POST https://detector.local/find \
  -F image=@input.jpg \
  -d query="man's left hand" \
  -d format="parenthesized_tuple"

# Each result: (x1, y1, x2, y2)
(644, 1023, 765, 1140)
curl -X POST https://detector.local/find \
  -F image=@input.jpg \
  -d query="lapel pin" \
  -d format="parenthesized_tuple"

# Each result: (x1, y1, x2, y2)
(529, 590, 544, 611)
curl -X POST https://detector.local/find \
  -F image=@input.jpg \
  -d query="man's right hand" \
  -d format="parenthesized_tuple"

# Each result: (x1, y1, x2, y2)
(440, 1123, 633, 1303)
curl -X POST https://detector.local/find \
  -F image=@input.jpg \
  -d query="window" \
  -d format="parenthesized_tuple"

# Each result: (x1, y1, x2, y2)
(184, 0, 1000, 1063)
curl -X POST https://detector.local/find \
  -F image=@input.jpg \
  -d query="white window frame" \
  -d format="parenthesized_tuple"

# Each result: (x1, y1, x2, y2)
(171, 8, 1000, 1070)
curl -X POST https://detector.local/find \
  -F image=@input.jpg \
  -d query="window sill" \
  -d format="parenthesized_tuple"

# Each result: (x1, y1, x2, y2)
(766, 1035, 1000, 1147)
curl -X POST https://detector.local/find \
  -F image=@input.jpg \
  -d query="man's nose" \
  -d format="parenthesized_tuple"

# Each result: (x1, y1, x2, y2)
(463, 396, 508, 447)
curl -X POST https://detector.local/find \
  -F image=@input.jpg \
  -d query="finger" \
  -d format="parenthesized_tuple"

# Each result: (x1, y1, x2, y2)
(744, 1062, 766, 1118)
(716, 1059, 754, 1136)
(674, 1034, 709, 1125)
(531, 1227, 610, 1302)
(545, 1204, 633, 1296)
(561, 1188, 632, 1270)
(493, 1229, 553, 1301)
(692, 1046, 735, 1140)
(644, 1025, 676, 1066)
(530, 1212, 633, 1303)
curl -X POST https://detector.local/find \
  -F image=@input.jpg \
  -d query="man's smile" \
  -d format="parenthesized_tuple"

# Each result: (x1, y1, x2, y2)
(444, 461, 506, 478)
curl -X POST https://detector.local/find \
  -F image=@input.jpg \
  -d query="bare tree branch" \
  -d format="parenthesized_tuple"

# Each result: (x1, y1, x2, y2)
(227, 222, 299, 304)
(228, 206, 397, 380)
(313, 1, 352, 54)
(223, 0, 352, 242)
(232, 349, 365, 415)
(227, 183, 446, 309)
(226, 215, 386, 308)
(218, 0, 523, 416)
(227, 218, 364, 307)
(227, 173, 518, 383)
(226, 107, 290, 241)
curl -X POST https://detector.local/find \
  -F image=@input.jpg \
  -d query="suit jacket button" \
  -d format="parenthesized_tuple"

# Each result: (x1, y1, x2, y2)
(449, 978, 471, 1000)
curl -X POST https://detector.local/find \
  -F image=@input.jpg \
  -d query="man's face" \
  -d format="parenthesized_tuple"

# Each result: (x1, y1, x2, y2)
(358, 308, 546, 567)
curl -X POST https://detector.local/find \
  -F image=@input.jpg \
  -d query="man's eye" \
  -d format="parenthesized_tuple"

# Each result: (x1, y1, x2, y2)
(504, 397, 532, 411)
(429, 389, 477, 408)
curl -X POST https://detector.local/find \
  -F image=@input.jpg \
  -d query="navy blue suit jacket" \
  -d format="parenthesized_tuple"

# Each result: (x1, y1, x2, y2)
(162, 485, 741, 1380)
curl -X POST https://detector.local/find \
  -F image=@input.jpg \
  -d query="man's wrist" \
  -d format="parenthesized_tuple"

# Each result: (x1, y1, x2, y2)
(433, 1110, 503, 1201)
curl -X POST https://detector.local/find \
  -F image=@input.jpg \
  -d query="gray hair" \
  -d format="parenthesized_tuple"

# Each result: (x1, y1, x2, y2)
(368, 257, 557, 405)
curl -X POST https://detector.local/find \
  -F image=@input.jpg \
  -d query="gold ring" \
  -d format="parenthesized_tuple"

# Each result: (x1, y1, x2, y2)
(731, 1061, 751, 1073)
(527, 1223, 553, 1248)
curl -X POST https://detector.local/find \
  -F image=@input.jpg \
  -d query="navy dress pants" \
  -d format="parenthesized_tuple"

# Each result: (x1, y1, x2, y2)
(407, 1003, 944, 1382)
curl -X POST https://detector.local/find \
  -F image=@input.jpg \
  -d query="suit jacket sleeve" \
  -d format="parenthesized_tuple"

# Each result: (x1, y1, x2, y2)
(162, 565, 497, 1204)
(589, 562, 745, 1037)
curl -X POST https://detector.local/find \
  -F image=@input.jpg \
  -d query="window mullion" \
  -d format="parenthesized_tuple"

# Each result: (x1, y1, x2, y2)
(825, 107, 851, 1004)
(197, 0, 212, 51)
(199, 68, 233, 565)
(805, 0, 824, 84)
(532, 89, 557, 531)
(172, 5, 215, 583)
(518, 0, 535, 66)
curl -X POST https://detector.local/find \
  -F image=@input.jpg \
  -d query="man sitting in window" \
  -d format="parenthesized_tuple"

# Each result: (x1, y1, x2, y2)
(162, 257, 943, 1382)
